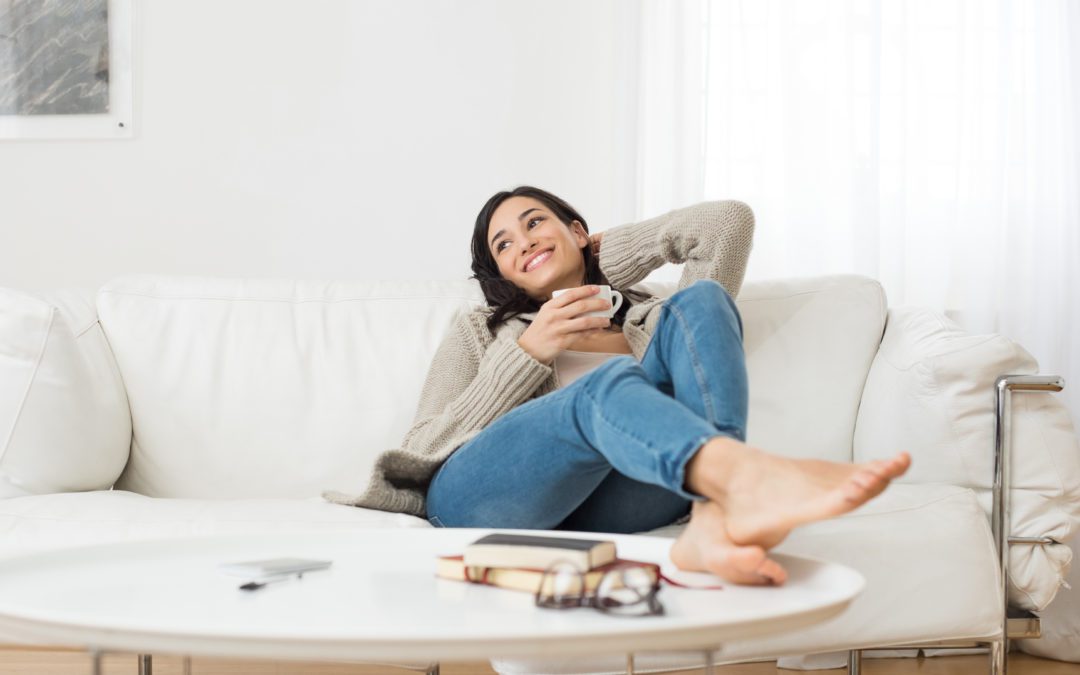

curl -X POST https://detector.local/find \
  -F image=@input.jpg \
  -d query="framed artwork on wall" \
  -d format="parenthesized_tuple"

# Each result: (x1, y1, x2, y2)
(0, 0, 134, 140)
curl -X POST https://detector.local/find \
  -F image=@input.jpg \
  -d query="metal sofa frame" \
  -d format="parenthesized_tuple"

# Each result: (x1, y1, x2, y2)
(847, 374, 1066, 675)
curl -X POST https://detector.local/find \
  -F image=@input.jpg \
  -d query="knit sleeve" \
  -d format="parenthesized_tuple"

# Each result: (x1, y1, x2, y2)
(597, 200, 755, 297)
(322, 309, 553, 516)
(397, 310, 552, 460)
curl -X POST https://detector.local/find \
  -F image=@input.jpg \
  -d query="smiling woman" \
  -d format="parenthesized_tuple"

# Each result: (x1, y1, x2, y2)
(326, 186, 912, 587)
(469, 186, 639, 334)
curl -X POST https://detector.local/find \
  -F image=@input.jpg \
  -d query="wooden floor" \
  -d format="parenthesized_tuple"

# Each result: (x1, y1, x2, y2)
(1, 647, 1078, 675)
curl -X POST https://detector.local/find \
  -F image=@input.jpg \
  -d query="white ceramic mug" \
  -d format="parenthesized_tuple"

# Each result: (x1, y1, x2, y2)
(551, 285, 624, 319)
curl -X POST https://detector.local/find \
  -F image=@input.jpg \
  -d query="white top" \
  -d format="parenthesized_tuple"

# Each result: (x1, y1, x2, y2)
(0, 528, 864, 662)
(555, 350, 625, 388)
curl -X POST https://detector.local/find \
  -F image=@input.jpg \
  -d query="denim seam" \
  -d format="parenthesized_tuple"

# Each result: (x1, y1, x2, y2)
(666, 287, 747, 439)
(665, 301, 718, 428)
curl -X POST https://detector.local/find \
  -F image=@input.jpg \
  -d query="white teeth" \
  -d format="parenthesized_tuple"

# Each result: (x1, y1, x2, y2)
(525, 250, 552, 272)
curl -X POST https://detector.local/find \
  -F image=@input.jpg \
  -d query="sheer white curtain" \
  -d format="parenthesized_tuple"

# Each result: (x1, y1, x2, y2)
(632, 0, 1080, 422)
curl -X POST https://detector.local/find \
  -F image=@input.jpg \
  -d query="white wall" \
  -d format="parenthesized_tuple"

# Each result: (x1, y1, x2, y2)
(0, 0, 642, 292)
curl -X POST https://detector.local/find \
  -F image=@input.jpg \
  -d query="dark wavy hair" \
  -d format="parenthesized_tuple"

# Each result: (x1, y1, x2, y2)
(470, 186, 637, 334)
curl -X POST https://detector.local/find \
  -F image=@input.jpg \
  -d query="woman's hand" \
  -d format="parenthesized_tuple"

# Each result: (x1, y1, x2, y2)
(590, 231, 604, 257)
(517, 285, 613, 364)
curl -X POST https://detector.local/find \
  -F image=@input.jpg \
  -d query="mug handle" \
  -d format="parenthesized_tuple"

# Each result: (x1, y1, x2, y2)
(609, 290, 623, 314)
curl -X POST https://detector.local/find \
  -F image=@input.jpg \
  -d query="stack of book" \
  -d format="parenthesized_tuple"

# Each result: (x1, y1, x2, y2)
(436, 533, 660, 594)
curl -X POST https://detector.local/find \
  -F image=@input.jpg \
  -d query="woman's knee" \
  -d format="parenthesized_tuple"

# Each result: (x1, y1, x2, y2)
(672, 279, 732, 308)
(668, 280, 741, 328)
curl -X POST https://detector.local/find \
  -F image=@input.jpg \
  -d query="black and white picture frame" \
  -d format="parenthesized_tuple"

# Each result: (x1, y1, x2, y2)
(0, 0, 133, 139)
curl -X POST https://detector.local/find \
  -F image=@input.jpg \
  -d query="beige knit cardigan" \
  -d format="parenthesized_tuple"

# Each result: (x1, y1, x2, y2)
(323, 200, 755, 518)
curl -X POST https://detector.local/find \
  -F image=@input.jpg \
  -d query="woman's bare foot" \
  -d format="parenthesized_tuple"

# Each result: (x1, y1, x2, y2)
(671, 500, 788, 585)
(685, 438, 911, 549)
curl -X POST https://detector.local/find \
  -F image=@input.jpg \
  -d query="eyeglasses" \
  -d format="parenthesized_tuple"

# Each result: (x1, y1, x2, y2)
(534, 560, 665, 617)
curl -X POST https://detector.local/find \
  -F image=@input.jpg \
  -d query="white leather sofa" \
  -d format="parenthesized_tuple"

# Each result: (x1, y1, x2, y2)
(1, 274, 1078, 674)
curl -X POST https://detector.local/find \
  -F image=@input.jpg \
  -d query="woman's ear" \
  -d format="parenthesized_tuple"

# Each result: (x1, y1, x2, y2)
(571, 220, 590, 249)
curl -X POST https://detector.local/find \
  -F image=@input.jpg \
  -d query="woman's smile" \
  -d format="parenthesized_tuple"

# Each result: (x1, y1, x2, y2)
(523, 248, 554, 272)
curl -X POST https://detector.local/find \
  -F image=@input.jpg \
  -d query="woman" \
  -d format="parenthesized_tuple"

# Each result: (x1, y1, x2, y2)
(325, 186, 910, 585)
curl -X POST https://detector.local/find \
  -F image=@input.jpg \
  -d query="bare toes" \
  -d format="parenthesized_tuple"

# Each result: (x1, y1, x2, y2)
(843, 471, 883, 504)
(867, 459, 895, 477)
(701, 545, 789, 586)
(884, 452, 912, 476)
(756, 557, 788, 585)
(864, 454, 910, 482)
(857, 469, 888, 491)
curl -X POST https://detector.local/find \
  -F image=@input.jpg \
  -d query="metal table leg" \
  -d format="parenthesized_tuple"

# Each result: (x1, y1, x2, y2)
(703, 649, 717, 675)
(849, 649, 862, 674)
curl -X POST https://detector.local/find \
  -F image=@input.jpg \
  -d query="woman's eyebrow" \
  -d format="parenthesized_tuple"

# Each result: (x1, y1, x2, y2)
(490, 208, 544, 248)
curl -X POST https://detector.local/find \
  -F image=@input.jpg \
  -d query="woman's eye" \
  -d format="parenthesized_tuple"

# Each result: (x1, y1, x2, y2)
(494, 218, 542, 254)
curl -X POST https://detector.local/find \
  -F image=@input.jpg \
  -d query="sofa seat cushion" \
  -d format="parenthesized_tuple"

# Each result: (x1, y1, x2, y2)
(492, 483, 1001, 675)
(735, 275, 887, 463)
(0, 490, 429, 562)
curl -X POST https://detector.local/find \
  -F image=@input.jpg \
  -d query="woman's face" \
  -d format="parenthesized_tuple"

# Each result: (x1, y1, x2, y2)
(486, 196, 590, 301)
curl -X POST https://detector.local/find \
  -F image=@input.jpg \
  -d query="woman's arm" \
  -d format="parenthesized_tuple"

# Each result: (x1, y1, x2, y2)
(323, 310, 552, 516)
(397, 310, 552, 460)
(597, 200, 755, 297)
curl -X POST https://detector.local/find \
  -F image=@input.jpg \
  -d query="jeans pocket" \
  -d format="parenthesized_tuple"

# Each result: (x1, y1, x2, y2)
(427, 514, 445, 528)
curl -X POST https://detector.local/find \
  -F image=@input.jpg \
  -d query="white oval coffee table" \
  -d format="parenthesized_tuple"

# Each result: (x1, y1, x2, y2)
(0, 528, 863, 669)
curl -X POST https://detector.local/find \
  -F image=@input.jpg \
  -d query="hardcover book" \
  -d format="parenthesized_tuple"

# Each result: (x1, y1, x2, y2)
(463, 533, 617, 571)
(436, 555, 660, 595)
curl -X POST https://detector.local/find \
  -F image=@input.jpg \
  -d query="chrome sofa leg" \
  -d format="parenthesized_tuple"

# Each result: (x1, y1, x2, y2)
(90, 649, 103, 675)
(425, 663, 440, 675)
(848, 649, 861, 674)
(990, 638, 1006, 675)
(138, 653, 152, 675)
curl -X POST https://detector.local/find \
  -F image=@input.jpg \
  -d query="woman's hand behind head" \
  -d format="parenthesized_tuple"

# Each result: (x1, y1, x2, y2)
(590, 231, 604, 257)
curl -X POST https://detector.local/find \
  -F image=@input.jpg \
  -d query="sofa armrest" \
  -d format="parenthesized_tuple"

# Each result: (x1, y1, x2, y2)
(0, 287, 131, 497)
(854, 306, 1080, 611)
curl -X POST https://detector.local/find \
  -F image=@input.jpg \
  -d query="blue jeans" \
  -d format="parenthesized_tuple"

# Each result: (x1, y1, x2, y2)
(425, 279, 748, 534)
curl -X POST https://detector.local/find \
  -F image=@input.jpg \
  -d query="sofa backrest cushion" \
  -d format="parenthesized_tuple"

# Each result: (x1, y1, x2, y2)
(0, 287, 131, 498)
(97, 277, 487, 499)
(96, 274, 885, 499)
(736, 275, 887, 462)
